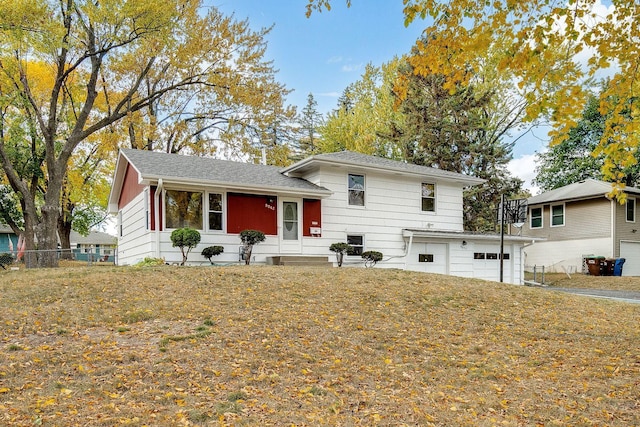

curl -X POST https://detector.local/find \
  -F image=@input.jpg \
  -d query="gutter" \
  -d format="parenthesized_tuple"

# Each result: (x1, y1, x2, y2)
(155, 178, 163, 259)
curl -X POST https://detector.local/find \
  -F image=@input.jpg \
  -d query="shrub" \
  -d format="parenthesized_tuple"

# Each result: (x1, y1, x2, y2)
(0, 252, 14, 269)
(239, 230, 266, 265)
(170, 228, 201, 266)
(135, 257, 165, 267)
(329, 242, 353, 267)
(201, 246, 224, 264)
(361, 251, 383, 267)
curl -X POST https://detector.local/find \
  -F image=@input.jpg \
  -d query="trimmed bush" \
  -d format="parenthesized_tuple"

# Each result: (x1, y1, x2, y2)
(239, 230, 266, 265)
(170, 228, 201, 266)
(361, 251, 383, 267)
(329, 242, 353, 267)
(202, 246, 224, 264)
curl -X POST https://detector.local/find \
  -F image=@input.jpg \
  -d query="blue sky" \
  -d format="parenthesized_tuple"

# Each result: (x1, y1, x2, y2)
(213, 1, 548, 191)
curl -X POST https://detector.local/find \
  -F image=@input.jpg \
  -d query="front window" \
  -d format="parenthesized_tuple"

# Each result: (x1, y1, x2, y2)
(627, 198, 635, 222)
(348, 174, 365, 206)
(347, 235, 364, 256)
(208, 193, 223, 231)
(165, 190, 203, 229)
(551, 204, 564, 227)
(530, 207, 542, 228)
(421, 183, 436, 212)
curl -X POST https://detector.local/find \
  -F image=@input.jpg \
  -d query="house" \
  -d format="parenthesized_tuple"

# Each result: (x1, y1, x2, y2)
(522, 179, 640, 276)
(0, 225, 18, 254)
(108, 149, 535, 284)
(69, 230, 117, 262)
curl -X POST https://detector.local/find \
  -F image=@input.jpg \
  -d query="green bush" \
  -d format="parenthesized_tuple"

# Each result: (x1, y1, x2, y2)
(329, 242, 353, 267)
(239, 230, 266, 265)
(170, 228, 201, 266)
(135, 257, 166, 267)
(361, 251, 383, 267)
(201, 246, 224, 264)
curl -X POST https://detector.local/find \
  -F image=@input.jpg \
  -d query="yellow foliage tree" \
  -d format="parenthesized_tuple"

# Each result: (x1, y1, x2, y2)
(0, 0, 293, 268)
(307, 0, 640, 196)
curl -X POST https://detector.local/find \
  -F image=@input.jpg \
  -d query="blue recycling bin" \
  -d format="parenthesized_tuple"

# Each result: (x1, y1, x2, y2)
(613, 258, 626, 276)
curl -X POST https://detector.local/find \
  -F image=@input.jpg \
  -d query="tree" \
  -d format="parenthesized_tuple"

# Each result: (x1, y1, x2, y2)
(361, 250, 383, 268)
(320, 60, 406, 158)
(239, 229, 266, 265)
(170, 228, 201, 266)
(296, 93, 324, 157)
(0, 0, 293, 268)
(308, 0, 640, 196)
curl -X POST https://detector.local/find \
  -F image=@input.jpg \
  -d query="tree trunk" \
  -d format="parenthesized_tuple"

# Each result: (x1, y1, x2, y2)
(244, 245, 253, 265)
(35, 203, 60, 268)
(57, 214, 73, 260)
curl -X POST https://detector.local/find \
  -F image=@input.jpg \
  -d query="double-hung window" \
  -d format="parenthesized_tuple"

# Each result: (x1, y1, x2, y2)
(208, 193, 223, 231)
(530, 207, 542, 229)
(626, 198, 636, 222)
(165, 190, 203, 229)
(347, 235, 364, 256)
(421, 183, 436, 212)
(348, 174, 365, 206)
(551, 204, 564, 227)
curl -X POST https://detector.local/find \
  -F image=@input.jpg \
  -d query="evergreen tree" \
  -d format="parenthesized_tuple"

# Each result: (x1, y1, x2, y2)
(297, 93, 324, 156)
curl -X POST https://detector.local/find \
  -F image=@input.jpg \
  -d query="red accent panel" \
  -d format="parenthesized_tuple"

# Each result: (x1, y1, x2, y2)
(118, 163, 145, 209)
(227, 193, 277, 235)
(303, 199, 322, 237)
(149, 186, 163, 231)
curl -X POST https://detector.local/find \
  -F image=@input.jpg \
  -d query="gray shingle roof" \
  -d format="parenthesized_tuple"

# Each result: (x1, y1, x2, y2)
(528, 179, 640, 205)
(70, 230, 116, 245)
(282, 150, 484, 185)
(121, 149, 331, 194)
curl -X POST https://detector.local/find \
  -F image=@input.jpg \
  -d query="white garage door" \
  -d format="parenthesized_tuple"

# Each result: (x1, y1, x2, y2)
(619, 241, 640, 276)
(473, 244, 511, 283)
(407, 242, 448, 275)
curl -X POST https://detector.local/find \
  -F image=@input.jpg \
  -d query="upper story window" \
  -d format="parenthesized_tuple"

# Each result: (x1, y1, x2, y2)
(421, 183, 436, 212)
(165, 190, 203, 229)
(208, 193, 223, 231)
(551, 204, 564, 227)
(626, 198, 636, 222)
(348, 174, 365, 206)
(530, 207, 542, 228)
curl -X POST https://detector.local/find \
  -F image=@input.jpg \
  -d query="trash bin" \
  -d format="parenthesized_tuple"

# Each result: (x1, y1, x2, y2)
(602, 258, 615, 276)
(614, 258, 626, 276)
(586, 256, 605, 276)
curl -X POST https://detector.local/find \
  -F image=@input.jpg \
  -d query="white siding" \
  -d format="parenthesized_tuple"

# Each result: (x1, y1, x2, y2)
(117, 191, 154, 265)
(523, 237, 613, 273)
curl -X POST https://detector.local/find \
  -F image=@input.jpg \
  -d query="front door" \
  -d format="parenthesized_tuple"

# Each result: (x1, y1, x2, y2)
(280, 199, 302, 253)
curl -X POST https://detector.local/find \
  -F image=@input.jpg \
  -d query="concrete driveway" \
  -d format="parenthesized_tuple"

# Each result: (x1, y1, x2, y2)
(546, 287, 640, 304)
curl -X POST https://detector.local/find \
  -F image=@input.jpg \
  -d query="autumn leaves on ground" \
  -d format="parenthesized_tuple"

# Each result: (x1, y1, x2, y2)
(1, 266, 638, 426)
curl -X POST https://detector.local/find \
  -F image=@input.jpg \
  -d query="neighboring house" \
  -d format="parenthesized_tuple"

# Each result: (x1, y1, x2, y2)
(1, 225, 18, 254)
(108, 149, 535, 284)
(523, 179, 640, 276)
(69, 230, 117, 262)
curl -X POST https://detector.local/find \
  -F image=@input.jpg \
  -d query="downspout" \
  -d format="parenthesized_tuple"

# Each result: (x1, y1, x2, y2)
(520, 240, 536, 284)
(155, 179, 164, 259)
(402, 231, 414, 270)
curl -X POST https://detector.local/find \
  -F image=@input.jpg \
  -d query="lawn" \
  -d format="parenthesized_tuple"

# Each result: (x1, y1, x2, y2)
(1, 266, 638, 426)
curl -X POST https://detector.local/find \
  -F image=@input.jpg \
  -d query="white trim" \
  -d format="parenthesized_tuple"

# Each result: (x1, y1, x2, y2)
(347, 173, 366, 208)
(530, 206, 543, 229)
(626, 197, 636, 223)
(421, 182, 437, 213)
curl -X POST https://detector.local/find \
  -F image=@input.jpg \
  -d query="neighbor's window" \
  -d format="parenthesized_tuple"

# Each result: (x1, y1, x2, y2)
(551, 204, 564, 227)
(421, 183, 436, 212)
(530, 207, 542, 228)
(626, 198, 636, 222)
(347, 235, 364, 255)
(419, 254, 434, 262)
(208, 193, 223, 231)
(348, 174, 365, 206)
(165, 190, 203, 229)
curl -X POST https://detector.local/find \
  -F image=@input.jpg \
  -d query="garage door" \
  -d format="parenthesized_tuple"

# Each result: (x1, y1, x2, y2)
(473, 244, 511, 283)
(620, 241, 640, 276)
(407, 242, 448, 275)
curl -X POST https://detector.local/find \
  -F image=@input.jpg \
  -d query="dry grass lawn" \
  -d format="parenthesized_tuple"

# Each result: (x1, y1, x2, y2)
(1, 265, 638, 426)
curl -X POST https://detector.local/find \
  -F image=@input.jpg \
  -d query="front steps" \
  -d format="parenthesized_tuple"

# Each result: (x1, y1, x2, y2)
(267, 256, 333, 267)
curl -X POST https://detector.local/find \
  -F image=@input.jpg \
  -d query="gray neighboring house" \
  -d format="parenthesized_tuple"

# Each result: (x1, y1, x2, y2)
(522, 179, 640, 276)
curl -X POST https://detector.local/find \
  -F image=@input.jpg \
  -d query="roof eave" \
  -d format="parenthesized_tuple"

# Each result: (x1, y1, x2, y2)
(402, 229, 542, 243)
(283, 157, 484, 186)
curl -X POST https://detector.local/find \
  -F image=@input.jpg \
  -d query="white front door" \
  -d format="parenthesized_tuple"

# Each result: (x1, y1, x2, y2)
(280, 199, 302, 253)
